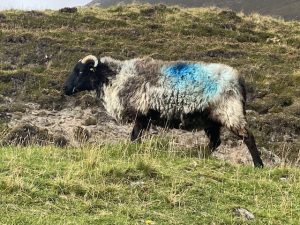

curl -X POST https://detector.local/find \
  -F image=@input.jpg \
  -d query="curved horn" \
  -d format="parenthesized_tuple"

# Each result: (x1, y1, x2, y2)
(81, 55, 98, 67)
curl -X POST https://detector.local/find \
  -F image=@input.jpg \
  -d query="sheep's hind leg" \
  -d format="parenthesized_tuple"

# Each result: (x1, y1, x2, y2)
(230, 126, 264, 168)
(212, 96, 263, 167)
(130, 115, 150, 142)
(204, 123, 221, 151)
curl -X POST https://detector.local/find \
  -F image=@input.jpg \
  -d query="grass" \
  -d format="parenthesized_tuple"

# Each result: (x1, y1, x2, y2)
(1, 141, 300, 224)
(0, 5, 300, 224)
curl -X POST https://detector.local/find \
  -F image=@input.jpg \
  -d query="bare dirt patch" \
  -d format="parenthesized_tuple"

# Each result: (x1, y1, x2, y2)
(3, 94, 281, 167)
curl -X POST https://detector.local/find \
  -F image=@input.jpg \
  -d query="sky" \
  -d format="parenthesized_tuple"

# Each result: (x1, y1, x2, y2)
(0, 0, 91, 10)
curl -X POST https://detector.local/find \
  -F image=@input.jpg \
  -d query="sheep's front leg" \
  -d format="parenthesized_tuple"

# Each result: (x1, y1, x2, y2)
(204, 123, 221, 151)
(95, 87, 100, 98)
(130, 115, 150, 142)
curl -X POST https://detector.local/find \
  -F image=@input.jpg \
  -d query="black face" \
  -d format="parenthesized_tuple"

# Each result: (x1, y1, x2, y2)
(63, 61, 102, 96)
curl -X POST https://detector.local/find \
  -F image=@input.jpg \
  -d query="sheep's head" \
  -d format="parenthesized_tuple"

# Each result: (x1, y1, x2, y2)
(63, 55, 110, 96)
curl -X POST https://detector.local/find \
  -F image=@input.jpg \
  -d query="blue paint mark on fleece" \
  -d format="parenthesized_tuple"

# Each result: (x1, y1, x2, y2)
(161, 63, 219, 98)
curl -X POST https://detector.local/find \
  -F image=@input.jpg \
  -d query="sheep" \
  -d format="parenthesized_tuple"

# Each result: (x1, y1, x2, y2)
(63, 55, 264, 167)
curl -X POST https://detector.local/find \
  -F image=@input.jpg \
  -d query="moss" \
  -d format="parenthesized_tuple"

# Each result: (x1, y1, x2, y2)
(218, 10, 242, 23)
(53, 135, 69, 147)
(0, 103, 26, 114)
(268, 105, 284, 113)
(277, 95, 293, 107)
(4, 33, 33, 44)
(34, 89, 66, 110)
(32, 65, 46, 74)
(75, 94, 101, 109)
(253, 113, 300, 141)
(249, 94, 294, 114)
(3, 124, 53, 146)
(9, 103, 27, 113)
(0, 70, 42, 97)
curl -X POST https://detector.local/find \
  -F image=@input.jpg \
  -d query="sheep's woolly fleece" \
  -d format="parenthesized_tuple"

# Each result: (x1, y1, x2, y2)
(101, 57, 245, 129)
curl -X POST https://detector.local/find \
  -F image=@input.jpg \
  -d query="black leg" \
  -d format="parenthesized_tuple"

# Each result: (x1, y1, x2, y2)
(130, 115, 150, 142)
(230, 127, 264, 168)
(243, 128, 264, 168)
(204, 124, 221, 151)
(96, 88, 100, 98)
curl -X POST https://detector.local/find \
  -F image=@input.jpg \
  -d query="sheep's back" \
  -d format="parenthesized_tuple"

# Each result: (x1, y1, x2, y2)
(105, 58, 242, 121)
(135, 61, 241, 117)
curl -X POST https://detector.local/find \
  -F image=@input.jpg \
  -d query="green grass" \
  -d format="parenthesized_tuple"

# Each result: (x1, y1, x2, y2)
(1, 142, 300, 224)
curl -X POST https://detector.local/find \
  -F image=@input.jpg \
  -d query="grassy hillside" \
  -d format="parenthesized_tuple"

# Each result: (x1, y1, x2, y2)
(87, 0, 300, 20)
(0, 5, 299, 160)
(0, 5, 300, 224)
(1, 142, 300, 224)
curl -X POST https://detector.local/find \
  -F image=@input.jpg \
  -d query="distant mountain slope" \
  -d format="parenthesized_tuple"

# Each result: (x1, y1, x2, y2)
(86, 0, 300, 20)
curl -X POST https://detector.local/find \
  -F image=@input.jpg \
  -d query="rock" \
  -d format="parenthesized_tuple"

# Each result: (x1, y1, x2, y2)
(83, 116, 97, 126)
(233, 207, 255, 220)
(130, 181, 145, 187)
(212, 145, 282, 167)
(261, 148, 281, 166)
